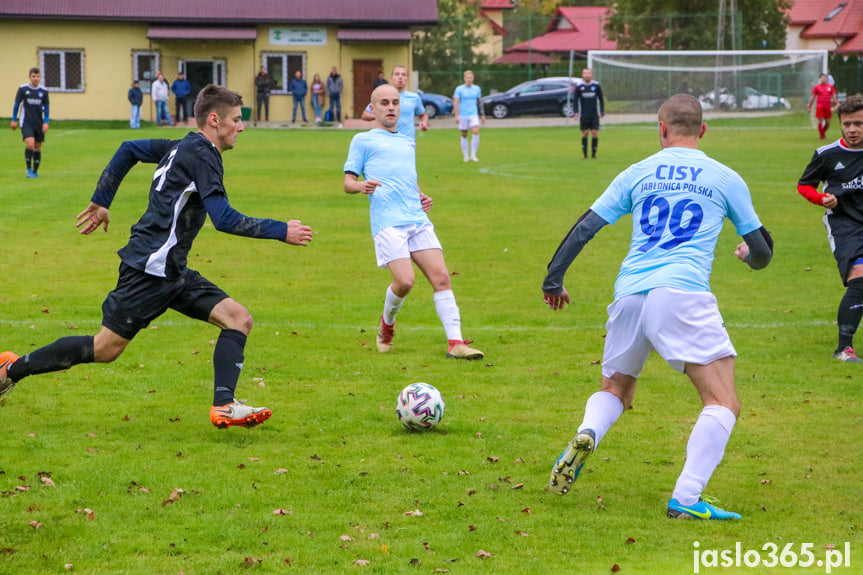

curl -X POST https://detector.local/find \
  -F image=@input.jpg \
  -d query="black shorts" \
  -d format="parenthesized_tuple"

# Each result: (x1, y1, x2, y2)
(580, 115, 600, 131)
(21, 123, 45, 143)
(101, 263, 229, 340)
(826, 214, 863, 284)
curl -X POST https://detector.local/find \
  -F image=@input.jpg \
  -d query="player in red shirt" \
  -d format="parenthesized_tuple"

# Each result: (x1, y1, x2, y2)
(808, 73, 839, 140)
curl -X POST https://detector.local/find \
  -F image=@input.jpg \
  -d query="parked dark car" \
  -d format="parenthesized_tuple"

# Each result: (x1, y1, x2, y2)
(417, 90, 453, 119)
(481, 77, 583, 119)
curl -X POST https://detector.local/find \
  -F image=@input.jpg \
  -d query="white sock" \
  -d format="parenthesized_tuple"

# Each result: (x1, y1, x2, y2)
(433, 290, 463, 341)
(671, 405, 736, 506)
(471, 134, 480, 157)
(460, 136, 469, 158)
(382, 285, 405, 326)
(578, 391, 624, 446)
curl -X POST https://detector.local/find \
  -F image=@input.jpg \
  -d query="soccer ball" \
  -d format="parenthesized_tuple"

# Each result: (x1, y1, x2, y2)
(396, 383, 445, 431)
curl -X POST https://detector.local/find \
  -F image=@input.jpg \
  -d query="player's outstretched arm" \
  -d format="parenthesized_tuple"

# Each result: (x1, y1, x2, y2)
(286, 220, 312, 246)
(344, 173, 381, 195)
(543, 288, 570, 311)
(735, 226, 773, 270)
(542, 210, 608, 306)
(90, 139, 178, 209)
(76, 202, 110, 234)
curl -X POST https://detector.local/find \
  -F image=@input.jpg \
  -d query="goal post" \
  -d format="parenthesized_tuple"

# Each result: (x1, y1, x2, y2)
(587, 50, 828, 113)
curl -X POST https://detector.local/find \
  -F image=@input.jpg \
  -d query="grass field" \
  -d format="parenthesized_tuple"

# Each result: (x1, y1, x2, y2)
(0, 115, 860, 574)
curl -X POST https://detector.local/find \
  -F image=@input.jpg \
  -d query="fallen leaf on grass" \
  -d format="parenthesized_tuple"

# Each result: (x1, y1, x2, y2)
(354, 559, 370, 566)
(64, 564, 73, 570)
(76, 508, 96, 520)
(475, 550, 492, 558)
(340, 535, 355, 542)
(272, 509, 294, 515)
(243, 557, 263, 564)
(162, 488, 184, 506)
(511, 483, 525, 490)
(487, 457, 500, 463)
(611, 564, 621, 572)
(516, 531, 529, 537)
(403, 509, 423, 516)
(625, 537, 636, 544)
(40, 477, 56, 487)
(14, 485, 30, 492)
(29, 521, 42, 529)
(273, 468, 290, 475)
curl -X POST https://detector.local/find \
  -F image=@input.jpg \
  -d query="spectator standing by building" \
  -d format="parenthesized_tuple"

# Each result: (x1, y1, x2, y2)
(151, 72, 172, 126)
(288, 70, 308, 123)
(574, 67, 605, 159)
(128, 80, 143, 129)
(171, 71, 192, 124)
(254, 66, 275, 124)
(11, 67, 49, 178)
(327, 66, 343, 123)
(311, 73, 325, 123)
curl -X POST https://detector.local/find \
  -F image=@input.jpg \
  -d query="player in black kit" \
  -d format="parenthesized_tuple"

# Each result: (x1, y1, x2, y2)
(11, 67, 49, 178)
(574, 68, 605, 159)
(797, 94, 863, 363)
(0, 85, 314, 429)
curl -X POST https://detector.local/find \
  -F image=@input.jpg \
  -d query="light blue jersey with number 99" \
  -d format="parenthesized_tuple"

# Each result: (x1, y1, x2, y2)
(590, 147, 762, 299)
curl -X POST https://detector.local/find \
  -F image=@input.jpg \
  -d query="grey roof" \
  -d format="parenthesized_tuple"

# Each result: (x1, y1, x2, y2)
(0, 0, 438, 26)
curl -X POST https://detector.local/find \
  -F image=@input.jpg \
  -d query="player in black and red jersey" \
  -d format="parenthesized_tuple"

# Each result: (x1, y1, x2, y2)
(10, 67, 49, 178)
(798, 94, 863, 362)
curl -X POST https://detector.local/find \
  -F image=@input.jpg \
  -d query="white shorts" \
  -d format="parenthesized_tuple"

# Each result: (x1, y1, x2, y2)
(458, 115, 481, 131)
(601, 287, 736, 378)
(373, 222, 442, 268)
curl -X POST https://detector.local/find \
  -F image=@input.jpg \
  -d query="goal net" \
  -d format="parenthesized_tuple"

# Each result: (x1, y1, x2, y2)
(587, 50, 828, 114)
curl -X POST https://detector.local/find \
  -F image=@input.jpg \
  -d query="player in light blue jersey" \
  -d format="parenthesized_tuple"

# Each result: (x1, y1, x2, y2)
(344, 85, 483, 360)
(453, 70, 485, 162)
(541, 94, 773, 520)
(361, 65, 428, 141)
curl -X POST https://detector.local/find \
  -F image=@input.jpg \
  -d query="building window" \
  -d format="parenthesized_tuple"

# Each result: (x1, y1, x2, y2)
(40, 49, 84, 92)
(261, 52, 305, 94)
(133, 51, 160, 92)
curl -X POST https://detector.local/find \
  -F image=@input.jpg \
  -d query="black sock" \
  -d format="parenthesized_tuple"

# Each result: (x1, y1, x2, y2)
(33, 151, 41, 173)
(25, 149, 33, 170)
(592, 137, 598, 157)
(213, 329, 247, 406)
(581, 136, 588, 156)
(7, 336, 95, 382)
(837, 277, 863, 351)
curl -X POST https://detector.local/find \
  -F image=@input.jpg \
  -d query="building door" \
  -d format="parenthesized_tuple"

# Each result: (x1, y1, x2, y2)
(353, 59, 382, 119)
(184, 59, 227, 102)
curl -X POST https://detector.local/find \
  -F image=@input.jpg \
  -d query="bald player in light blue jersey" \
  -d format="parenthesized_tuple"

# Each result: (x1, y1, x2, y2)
(345, 84, 483, 360)
(542, 94, 773, 521)
(361, 65, 428, 141)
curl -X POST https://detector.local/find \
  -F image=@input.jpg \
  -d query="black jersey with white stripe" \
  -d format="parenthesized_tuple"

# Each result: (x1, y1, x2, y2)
(574, 81, 604, 118)
(799, 139, 863, 225)
(113, 131, 287, 279)
(13, 83, 49, 126)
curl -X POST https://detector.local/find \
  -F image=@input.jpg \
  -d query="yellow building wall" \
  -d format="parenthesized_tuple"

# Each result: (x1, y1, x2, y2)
(0, 20, 412, 123)
(476, 10, 506, 61)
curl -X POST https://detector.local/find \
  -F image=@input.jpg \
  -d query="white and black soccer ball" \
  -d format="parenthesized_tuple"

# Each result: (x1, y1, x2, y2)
(396, 383, 445, 431)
